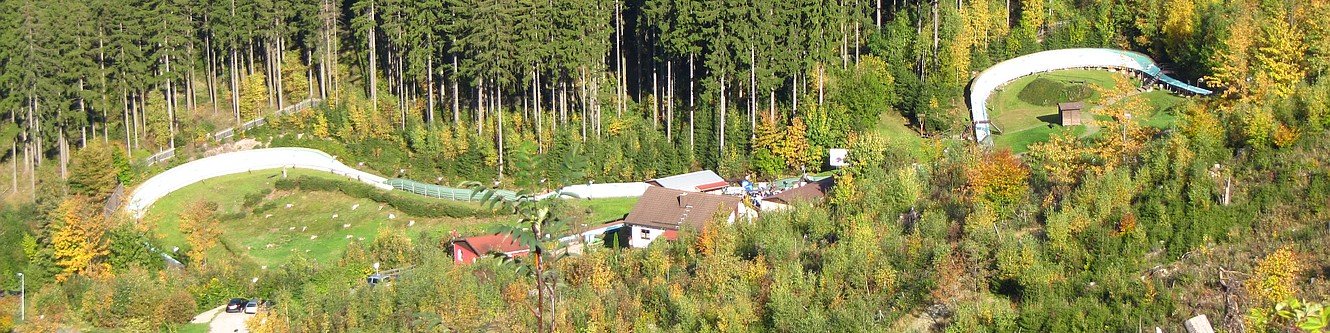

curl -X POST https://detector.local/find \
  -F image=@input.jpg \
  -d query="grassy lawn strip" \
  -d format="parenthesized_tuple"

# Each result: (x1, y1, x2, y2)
(986, 69, 1192, 152)
(177, 323, 210, 333)
(995, 126, 1088, 154)
(143, 169, 506, 267)
(988, 69, 1122, 134)
(565, 197, 639, 224)
(1134, 90, 1186, 129)
(871, 112, 927, 159)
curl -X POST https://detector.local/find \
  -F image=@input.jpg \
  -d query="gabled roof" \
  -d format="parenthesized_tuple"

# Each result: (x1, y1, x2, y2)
(1057, 102, 1084, 111)
(624, 186, 741, 230)
(763, 177, 836, 205)
(453, 234, 529, 257)
(647, 170, 728, 192)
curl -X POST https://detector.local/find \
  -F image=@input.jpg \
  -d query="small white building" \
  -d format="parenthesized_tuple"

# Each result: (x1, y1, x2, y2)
(622, 186, 755, 248)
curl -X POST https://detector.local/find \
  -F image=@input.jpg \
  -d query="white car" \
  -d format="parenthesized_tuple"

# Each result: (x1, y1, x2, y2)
(244, 301, 259, 314)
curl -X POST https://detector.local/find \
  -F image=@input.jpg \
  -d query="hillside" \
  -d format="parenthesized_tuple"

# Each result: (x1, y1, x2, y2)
(2, 0, 1330, 332)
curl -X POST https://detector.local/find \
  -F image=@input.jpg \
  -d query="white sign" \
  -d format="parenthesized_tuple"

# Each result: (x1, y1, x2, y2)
(829, 148, 849, 167)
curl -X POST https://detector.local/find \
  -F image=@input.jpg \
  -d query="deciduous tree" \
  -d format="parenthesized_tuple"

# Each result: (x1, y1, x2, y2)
(178, 200, 220, 266)
(966, 150, 1029, 212)
(68, 141, 119, 202)
(51, 197, 109, 281)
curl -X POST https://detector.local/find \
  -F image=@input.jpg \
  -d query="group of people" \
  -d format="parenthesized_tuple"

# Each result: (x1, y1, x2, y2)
(739, 173, 814, 208)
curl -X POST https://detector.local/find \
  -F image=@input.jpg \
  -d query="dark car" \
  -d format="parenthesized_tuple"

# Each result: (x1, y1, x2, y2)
(225, 298, 248, 313)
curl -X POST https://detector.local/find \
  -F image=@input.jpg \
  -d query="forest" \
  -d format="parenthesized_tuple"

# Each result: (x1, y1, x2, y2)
(0, 0, 1329, 331)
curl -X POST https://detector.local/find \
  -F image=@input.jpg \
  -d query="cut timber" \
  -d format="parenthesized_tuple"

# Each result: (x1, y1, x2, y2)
(1184, 314, 1214, 333)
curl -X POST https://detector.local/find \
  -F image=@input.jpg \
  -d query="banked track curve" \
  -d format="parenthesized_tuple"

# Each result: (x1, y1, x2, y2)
(969, 48, 1212, 144)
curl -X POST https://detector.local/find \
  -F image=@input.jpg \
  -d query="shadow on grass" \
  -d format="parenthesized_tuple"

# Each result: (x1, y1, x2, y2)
(1035, 114, 1061, 126)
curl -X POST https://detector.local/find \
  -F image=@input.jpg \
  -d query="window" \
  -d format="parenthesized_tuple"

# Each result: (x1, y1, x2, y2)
(641, 228, 651, 239)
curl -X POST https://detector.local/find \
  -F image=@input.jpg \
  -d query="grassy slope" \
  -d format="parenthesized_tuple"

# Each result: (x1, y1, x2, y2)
(1136, 90, 1186, 129)
(995, 126, 1089, 153)
(178, 323, 210, 333)
(567, 197, 639, 224)
(141, 169, 504, 266)
(871, 112, 927, 158)
(142, 168, 648, 266)
(988, 69, 1119, 133)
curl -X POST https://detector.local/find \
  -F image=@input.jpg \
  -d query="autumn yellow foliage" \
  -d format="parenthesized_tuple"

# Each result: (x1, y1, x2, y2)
(1248, 247, 1302, 305)
(967, 150, 1030, 210)
(247, 309, 292, 333)
(179, 201, 221, 266)
(52, 197, 110, 282)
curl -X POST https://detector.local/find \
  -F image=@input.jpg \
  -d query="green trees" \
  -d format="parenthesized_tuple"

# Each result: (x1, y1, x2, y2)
(828, 55, 896, 131)
(68, 142, 120, 202)
(0, 0, 1294, 191)
(240, 71, 269, 121)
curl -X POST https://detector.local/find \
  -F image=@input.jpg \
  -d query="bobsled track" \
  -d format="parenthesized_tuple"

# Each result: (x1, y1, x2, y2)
(969, 48, 1212, 144)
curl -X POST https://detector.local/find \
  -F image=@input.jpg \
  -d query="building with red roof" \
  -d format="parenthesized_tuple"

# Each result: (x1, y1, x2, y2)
(646, 170, 729, 193)
(451, 233, 530, 264)
(622, 186, 756, 248)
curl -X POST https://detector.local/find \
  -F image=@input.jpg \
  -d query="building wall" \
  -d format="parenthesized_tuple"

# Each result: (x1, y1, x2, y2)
(453, 245, 479, 264)
(629, 225, 667, 248)
(759, 201, 791, 212)
(731, 205, 759, 223)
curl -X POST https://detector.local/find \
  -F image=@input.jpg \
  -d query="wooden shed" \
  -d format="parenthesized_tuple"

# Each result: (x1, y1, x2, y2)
(1058, 102, 1084, 126)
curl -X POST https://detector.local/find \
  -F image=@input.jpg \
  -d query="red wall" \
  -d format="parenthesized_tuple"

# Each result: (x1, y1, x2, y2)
(453, 244, 479, 264)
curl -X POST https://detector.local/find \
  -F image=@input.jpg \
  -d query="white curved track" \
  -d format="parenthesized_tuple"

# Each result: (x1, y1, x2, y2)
(969, 48, 1211, 143)
(125, 147, 652, 218)
(125, 147, 390, 218)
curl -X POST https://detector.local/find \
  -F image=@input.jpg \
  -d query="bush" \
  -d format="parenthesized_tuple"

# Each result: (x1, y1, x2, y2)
(253, 200, 281, 214)
(241, 188, 273, 209)
(275, 176, 491, 218)
(157, 290, 198, 325)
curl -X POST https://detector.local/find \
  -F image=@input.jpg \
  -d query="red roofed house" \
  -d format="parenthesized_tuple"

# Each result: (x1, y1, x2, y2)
(622, 186, 756, 248)
(451, 233, 530, 264)
(646, 170, 729, 194)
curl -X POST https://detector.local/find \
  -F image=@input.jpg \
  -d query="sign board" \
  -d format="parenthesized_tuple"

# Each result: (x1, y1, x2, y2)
(829, 148, 849, 167)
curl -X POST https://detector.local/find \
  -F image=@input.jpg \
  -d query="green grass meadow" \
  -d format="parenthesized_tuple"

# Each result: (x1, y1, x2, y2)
(141, 169, 504, 266)
(987, 70, 1188, 152)
(140, 168, 651, 267)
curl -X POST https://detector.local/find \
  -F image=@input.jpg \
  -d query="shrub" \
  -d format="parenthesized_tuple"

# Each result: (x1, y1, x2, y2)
(253, 200, 281, 214)
(157, 290, 198, 325)
(276, 175, 490, 218)
(241, 188, 273, 209)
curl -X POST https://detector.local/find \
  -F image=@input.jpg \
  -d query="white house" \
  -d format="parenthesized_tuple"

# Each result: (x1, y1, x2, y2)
(621, 186, 756, 248)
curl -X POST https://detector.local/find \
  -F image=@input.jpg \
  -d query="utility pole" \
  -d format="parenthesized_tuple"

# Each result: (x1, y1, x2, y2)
(17, 272, 24, 322)
(1121, 113, 1132, 143)
(1121, 113, 1132, 165)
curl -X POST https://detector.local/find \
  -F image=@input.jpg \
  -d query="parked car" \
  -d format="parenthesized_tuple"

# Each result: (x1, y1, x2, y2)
(258, 299, 277, 308)
(225, 298, 248, 313)
(367, 273, 393, 286)
(244, 300, 259, 314)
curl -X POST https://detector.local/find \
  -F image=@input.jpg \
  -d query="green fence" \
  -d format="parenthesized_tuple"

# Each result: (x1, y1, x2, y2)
(386, 178, 519, 201)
